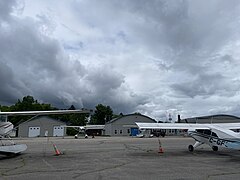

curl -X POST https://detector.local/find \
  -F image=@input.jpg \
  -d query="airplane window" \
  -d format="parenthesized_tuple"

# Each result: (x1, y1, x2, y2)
(196, 129, 204, 133)
(211, 132, 218, 137)
(204, 130, 211, 135)
(231, 129, 240, 132)
(0, 115, 7, 122)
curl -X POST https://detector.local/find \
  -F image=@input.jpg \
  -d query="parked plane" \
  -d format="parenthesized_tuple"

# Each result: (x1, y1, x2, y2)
(62, 125, 105, 138)
(136, 122, 240, 152)
(0, 109, 91, 155)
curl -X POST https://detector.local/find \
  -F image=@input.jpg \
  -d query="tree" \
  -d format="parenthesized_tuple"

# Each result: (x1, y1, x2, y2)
(1, 96, 89, 128)
(7, 95, 56, 125)
(68, 105, 76, 110)
(56, 105, 88, 126)
(90, 104, 113, 125)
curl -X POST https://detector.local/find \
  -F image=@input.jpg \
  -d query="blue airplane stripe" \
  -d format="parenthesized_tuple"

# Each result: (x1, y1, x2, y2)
(189, 132, 240, 144)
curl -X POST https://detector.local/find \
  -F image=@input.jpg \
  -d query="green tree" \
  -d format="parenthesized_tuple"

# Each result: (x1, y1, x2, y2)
(8, 95, 56, 125)
(55, 105, 88, 126)
(90, 104, 113, 125)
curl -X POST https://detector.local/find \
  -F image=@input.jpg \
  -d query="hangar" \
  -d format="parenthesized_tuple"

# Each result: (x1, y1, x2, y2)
(180, 114, 240, 123)
(104, 114, 156, 136)
(18, 116, 66, 137)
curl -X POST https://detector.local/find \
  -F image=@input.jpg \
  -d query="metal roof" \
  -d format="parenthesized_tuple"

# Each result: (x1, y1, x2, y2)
(106, 113, 156, 124)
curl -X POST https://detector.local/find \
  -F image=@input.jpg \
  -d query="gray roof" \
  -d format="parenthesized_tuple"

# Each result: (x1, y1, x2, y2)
(106, 113, 156, 124)
(18, 115, 66, 126)
(181, 114, 240, 123)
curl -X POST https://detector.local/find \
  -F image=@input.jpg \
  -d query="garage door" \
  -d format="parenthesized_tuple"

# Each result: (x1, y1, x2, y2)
(28, 127, 40, 137)
(53, 126, 64, 137)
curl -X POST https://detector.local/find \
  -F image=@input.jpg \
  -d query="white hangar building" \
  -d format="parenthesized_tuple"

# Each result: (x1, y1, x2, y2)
(104, 114, 156, 136)
(18, 116, 66, 137)
(180, 114, 240, 124)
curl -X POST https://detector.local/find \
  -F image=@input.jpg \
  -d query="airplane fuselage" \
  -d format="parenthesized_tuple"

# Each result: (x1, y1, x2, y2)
(188, 128, 240, 150)
(0, 121, 14, 136)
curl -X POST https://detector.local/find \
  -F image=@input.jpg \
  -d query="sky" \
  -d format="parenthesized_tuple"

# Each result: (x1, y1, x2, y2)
(1, 0, 240, 121)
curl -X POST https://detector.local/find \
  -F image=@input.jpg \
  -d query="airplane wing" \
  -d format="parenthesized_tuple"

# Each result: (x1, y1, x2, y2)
(62, 125, 105, 130)
(136, 123, 210, 130)
(136, 122, 240, 130)
(62, 126, 85, 130)
(211, 123, 240, 129)
(0, 109, 91, 116)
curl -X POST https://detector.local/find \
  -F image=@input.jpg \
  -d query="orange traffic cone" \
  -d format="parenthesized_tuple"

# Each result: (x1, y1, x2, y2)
(53, 144, 61, 156)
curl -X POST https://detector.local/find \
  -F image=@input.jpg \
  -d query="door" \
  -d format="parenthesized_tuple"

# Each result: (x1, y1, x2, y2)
(28, 127, 40, 137)
(53, 126, 64, 136)
(131, 128, 139, 136)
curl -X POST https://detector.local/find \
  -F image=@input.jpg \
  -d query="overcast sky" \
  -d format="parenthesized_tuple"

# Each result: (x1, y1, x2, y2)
(1, 0, 240, 121)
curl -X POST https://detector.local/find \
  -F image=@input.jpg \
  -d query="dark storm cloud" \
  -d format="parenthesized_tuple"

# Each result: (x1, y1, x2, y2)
(1, 0, 240, 119)
(0, 0, 145, 113)
(0, 61, 25, 104)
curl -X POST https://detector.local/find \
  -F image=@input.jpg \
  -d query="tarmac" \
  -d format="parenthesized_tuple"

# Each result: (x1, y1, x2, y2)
(0, 136, 240, 180)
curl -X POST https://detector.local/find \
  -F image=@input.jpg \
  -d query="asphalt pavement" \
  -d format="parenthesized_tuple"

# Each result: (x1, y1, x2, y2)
(0, 136, 240, 180)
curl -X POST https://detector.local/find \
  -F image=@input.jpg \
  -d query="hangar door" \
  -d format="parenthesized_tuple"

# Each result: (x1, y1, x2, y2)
(28, 127, 40, 137)
(53, 126, 64, 136)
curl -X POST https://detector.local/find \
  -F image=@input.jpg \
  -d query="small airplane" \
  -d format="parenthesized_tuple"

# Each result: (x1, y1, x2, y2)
(136, 122, 240, 152)
(62, 125, 105, 138)
(0, 109, 91, 155)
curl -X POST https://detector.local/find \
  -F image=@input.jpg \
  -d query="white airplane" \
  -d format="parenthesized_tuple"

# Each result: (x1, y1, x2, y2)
(62, 125, 105, 138)
(136, 122, 240, 152)
(0, 109, 91, 155)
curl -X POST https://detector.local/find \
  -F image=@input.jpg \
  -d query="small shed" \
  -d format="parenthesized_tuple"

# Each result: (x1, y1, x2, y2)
(18, 116, 66, 137)
(104, 114, 156, 136)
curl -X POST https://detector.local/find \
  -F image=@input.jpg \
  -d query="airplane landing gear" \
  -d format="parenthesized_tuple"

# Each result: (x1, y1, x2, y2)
(188, 145, 194, 152)
(188, 141, 203, 152)
(212, 146, 218, 151)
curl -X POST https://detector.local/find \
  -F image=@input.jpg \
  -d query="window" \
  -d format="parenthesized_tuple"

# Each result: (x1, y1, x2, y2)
(120, 130, 122, 134)
(211, 132, 218, 137)
(196, 129, 204, 134)
(196, 129, 211, 135)
(204, 130, 211, 135)
(128, 129, 130, 134)
(115, 130, 117, 134)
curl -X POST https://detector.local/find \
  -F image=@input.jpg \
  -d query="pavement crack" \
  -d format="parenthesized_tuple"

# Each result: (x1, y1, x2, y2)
(123, 143, 153, 152)
(72, 161, 132, 179)
(1, 157, 26, 176)
(207, 171, 240, 179)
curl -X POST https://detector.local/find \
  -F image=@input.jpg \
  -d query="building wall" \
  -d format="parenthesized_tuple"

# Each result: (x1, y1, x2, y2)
(105, 114, 156, 136)
(18, 116, 66, 137)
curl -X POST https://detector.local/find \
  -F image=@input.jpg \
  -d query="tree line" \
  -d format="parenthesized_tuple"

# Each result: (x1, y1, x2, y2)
(0, 95, 120, 126)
